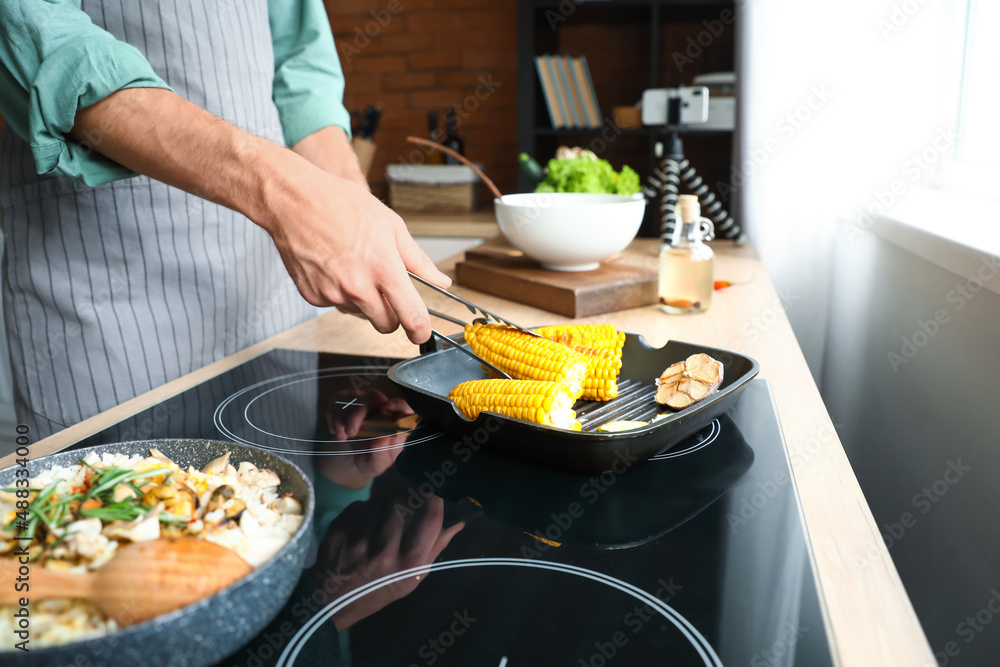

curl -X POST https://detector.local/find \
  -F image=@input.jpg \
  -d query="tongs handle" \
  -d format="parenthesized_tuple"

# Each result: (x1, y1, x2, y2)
(408, 271, 542, 337)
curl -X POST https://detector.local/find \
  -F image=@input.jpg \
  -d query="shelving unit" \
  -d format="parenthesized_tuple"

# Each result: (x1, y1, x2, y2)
(516, 0, 737, 237)
(532, 126, 732, 137)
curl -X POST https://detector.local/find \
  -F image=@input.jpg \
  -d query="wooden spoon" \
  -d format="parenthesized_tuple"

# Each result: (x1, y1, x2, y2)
(0, 537, 252, 627)
(405, 136, 504, 200)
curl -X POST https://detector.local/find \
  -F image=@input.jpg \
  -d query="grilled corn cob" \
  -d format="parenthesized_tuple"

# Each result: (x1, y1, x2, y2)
(448, 379, 582, 430)
(573, 346, 622, 401)
(534, 325, 625, 401)
(464, 322, 588, 398)
(533, 324, 626, 352)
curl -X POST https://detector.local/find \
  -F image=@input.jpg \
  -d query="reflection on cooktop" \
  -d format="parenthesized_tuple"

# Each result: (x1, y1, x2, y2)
(214, 365, 437, 455)
(394, 415, 752, 550)
(66, 349, 834, 667)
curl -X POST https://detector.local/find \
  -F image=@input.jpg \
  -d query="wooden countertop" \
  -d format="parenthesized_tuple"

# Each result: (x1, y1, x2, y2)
(5, 238, 933, 666)
(402, 209, 497, 238)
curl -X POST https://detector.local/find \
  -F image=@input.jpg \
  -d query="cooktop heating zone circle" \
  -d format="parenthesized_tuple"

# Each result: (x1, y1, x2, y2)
(214, 366, 441, 456)
(649, 419, 721, 461)
(277, 558, 722, 667)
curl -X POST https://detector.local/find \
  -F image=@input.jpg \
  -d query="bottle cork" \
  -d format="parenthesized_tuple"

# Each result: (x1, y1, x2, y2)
(678, 194, 700, 223)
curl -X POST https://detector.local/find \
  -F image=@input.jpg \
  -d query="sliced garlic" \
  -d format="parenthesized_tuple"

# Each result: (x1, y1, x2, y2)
(655, 353, 724, 409)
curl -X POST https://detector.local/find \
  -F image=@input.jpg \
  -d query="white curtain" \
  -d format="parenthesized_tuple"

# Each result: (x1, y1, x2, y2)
(735, 0, 960, 383)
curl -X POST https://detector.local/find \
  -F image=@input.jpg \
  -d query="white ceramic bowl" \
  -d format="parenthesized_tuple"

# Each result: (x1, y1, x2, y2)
(494, 192, 647, 271)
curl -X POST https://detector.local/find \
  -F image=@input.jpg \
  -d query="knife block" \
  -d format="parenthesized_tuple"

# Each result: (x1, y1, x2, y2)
(351, 137, 376, 178)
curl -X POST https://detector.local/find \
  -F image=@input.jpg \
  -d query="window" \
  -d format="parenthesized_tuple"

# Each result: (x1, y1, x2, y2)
(956, 0, 999, 165)
(943, 0, 1000, 199)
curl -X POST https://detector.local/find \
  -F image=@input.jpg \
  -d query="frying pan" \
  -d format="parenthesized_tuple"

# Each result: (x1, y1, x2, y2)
(0, 439, 314, 667)
(387, 332, 759, 474)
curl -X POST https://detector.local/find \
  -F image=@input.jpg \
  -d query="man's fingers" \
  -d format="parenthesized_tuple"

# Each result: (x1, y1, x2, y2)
(379, 269, 432, 344)
(336, 302, 364, 318)
(344, 406, 367, 438)
(328, 415, 347, 440)
(395, 229, 452, 289)
(406, 496, 446, 558)
(432, 522, 465, 556)
(383, 397, 413, 414)
(315, 270, 410, 336)
(346, 285, 402, 335)
(372, 497, 405, 558)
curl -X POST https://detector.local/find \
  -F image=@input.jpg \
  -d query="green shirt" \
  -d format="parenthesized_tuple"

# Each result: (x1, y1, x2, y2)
(0, 0, 351, 186)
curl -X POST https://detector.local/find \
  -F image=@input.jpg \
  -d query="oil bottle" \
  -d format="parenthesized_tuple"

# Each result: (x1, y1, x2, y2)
(659, 194, 715, 314)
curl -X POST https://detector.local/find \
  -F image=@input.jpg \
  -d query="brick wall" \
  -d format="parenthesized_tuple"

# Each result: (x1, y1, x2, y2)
(323, 0, 518, 203)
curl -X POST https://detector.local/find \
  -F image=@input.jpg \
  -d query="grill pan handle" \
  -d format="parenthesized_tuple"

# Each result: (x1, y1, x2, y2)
(419, 309, 467, 355)
(421, 310, 513, 380)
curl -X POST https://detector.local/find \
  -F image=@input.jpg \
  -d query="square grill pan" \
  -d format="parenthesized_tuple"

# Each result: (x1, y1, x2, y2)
(387, 332, 759, 474)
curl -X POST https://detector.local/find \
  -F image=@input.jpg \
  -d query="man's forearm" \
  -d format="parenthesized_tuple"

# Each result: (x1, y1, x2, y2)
(292, 125, 368, 189)
(70, 87, 298, 232)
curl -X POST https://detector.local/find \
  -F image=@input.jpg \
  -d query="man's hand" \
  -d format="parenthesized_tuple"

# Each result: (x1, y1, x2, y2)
(70, 88, 449, 344)
(255, 152, 447, 341)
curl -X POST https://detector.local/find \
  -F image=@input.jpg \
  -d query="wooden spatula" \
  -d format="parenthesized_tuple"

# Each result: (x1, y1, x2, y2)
(0, 537, 252, 626)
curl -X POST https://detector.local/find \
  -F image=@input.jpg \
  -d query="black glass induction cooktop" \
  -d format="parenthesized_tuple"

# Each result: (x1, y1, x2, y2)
(66, 349, 834, 666)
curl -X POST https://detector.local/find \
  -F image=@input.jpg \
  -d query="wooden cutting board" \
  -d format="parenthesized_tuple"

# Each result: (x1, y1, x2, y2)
(455, 239, 659, 318)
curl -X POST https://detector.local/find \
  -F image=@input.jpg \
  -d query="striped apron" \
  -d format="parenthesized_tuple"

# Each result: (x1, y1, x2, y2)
(0, 0, 315, 439)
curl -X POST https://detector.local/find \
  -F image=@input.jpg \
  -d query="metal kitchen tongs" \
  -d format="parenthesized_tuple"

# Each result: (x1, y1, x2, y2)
(407, 271, 542, 381)
(407, 271, 541, 337)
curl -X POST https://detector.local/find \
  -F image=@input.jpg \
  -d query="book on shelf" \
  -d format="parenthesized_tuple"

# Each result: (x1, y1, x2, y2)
(555, 56, 584, 128)
(544, 55, 573, 129)
(535, 55, 564, 128)
(573, 56, 602, 128)
(536, 54, 602, 129)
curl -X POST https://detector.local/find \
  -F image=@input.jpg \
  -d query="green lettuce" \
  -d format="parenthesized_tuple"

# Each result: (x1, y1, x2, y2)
(534, 157, 641, 196)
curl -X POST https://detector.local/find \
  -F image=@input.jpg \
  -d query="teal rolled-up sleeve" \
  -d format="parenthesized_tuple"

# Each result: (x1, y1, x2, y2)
(0, 0, 172, 186)
(269, 0, 352, 147)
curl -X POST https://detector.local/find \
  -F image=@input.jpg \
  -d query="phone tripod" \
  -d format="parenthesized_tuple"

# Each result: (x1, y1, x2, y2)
(643, 133, 743, 242)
